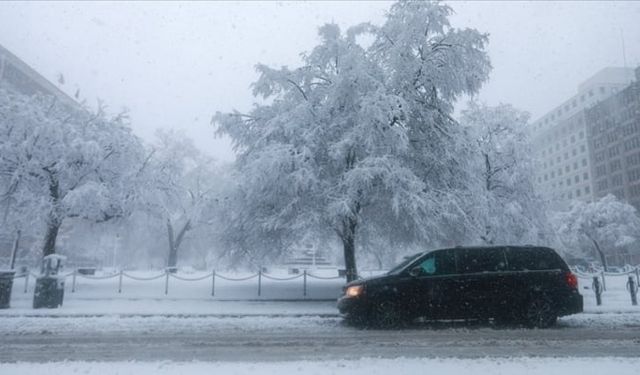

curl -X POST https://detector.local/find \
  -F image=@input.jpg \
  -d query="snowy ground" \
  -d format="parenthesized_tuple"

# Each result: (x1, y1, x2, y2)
(1, 270, 638, 367)
(3, 358, 640, 375)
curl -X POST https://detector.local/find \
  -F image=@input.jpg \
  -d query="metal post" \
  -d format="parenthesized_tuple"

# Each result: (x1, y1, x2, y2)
(71, 270, 77, 293)
(164, 270, 169, 295)
(601, 271, 607, 292)
(23, 272, 29, 294)
(627, 276, 638, 306)
(118, 270, 123, 294)
(636, 267, 639, 286)
(211, 270, 216, 297)
(303, 270, 307, 297)
(593, 276, 602, 306)
(258, 270, 262, 297)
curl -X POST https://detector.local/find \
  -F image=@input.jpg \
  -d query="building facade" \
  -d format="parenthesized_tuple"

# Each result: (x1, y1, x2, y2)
(530, 67, 636, 205)
(0, 43, 77, 107)
(586, 66, 640, 209)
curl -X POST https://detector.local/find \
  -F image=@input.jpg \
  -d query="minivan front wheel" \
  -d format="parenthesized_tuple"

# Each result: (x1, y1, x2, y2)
(524, 296, 557, 328)
(370, 301, 405, 328)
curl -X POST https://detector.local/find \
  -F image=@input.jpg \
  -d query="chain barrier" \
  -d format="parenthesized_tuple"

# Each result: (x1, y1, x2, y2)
(215, 273, 260, 282)
(306, 273, 343, 280)
(121, 272, 168, 281)
(260, 273, 304, 281)
(168, 272, 215, 282)
(11, 268, 349, 298)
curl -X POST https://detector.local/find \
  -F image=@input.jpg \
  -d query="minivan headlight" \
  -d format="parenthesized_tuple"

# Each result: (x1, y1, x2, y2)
(345, 285, 364, 298)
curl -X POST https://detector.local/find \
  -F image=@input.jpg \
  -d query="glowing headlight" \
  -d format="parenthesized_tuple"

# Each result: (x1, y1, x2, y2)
(345, 285, 364, 298)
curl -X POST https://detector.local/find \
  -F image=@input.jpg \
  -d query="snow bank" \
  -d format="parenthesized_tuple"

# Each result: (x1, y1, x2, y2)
(2, 358, 640, 375)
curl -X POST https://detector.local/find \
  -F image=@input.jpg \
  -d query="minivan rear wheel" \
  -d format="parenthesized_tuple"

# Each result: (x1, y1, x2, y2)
(524, 296, 557, 328)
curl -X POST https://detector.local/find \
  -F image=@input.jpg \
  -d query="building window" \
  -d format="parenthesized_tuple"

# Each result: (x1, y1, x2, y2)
(576, 189, 581, 197)
(579, 131, 584, 139)
(580, 144, 586, 153)
(574, 175, 579, 183)
(585, 186, 591, 194)
(571, 135, 576, 143)
(565, 165, 570, 173)
(595, 164, 607, 177)
(583, 172, 589, 180)
(610, 159, 622, 172)
(597, 179, 608, 191)
(544, 174, 548, 181)
(568, 191, 573, 199)
(567, 178, 571, 186)
(611, 174, 623, 187)
(573, 162, 578, 170)
(628, 168, 640, 182)
(582, 158, 588, 167)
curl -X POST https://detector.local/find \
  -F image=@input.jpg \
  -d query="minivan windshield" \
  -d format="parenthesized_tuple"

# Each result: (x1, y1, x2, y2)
(387, 252, 424, 275)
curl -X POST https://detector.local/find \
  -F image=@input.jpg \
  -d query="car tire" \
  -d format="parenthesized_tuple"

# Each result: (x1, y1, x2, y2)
(370, 301, 406, 328)
(523, 296, 557, 329)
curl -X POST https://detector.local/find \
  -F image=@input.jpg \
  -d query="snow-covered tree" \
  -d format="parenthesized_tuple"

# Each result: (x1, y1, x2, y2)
(552, 194, 640, 271)
(461, 102, 551, 245)
(214, 1, 491, 281)
(0, 88, 146, 257)
(138, 130, 221, 269)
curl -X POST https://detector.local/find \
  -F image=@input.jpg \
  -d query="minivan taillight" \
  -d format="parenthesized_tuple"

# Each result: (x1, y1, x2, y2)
(565, 272, 578, 289)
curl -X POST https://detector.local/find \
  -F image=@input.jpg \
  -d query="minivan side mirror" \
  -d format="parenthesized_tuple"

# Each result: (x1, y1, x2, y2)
(409, 267, 422, 277)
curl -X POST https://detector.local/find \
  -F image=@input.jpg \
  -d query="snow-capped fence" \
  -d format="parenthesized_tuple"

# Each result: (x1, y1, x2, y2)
(572, 267, 639, 307)
(11, 269, 346, 300)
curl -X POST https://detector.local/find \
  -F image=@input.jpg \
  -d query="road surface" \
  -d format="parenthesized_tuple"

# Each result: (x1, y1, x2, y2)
(1, 313, 639, 362)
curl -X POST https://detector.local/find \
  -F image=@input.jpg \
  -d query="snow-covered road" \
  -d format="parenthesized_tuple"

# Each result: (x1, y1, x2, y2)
(2, 313, 639, 362)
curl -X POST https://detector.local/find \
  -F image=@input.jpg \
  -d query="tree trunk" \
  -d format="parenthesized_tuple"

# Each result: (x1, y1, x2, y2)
(10, 229, 21, 269)
(42, 170, 61, 257)
(340, 217, 358, 282)
(166, 219, 191, 269)
(42, 216, 61, 257)
(591, 238, 608, 272)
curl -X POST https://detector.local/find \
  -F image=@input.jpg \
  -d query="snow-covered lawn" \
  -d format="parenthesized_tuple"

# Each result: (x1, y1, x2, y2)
(3, 358, 640, 375)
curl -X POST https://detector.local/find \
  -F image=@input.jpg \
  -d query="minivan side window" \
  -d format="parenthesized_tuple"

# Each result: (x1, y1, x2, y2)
(506, 247, 567, 271)
(415, 250, 456, 276)
(457, 248, 507, 274)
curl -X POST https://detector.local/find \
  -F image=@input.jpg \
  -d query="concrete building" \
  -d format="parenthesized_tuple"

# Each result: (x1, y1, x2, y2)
(585, 66, 640, 209)
(530, 67, 636, 204)
(0, 44, 79, 267)
(0, 43, 77, 107)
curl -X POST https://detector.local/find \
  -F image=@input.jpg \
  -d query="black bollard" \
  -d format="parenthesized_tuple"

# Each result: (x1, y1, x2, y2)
(627, 276, 638, 306)
(592, 276, 602, 306)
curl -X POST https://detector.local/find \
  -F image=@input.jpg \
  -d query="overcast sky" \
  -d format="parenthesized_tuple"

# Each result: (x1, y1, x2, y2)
(0, 1, 639, 162)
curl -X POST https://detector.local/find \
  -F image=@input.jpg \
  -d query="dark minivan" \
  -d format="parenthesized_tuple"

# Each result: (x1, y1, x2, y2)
(338, 246, 583, 328)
